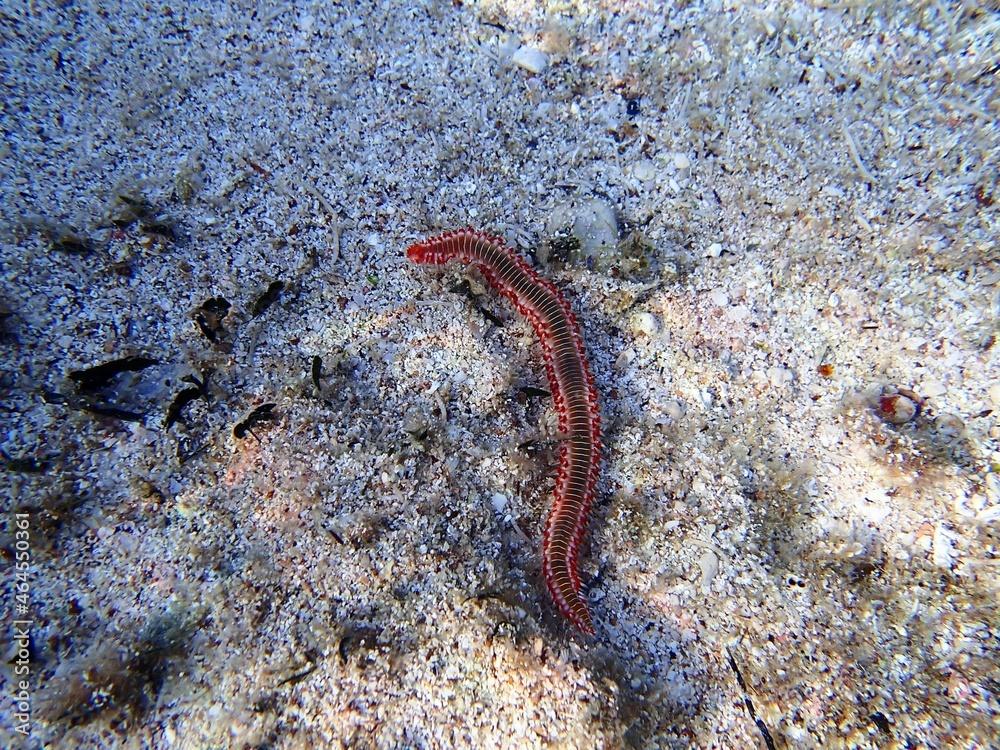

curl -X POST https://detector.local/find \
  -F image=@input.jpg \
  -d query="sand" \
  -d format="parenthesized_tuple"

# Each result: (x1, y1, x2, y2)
(1, 1, 997, 748)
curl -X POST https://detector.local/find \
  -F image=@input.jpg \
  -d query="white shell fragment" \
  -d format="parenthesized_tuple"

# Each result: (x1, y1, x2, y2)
(919, 379, 946, 398)
(932, 523, 956, 570)
(490, 492, 508, 513)
(709, 288, 729, 307)
(511, 46, 548, 74)
(698, 549, 719, 593)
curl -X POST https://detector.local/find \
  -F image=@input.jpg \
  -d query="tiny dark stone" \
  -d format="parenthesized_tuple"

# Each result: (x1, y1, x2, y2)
(870, 712, 891, 734)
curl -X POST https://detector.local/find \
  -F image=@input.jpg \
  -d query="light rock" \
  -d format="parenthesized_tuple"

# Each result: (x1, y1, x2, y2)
(920, 379, 946, 398)
(633, 159, 656, 182)
(698, 549, 719, 593)
(512, 46, 548, 74)
(988, 383, 1000, 408)
(630, 311, 660, 337)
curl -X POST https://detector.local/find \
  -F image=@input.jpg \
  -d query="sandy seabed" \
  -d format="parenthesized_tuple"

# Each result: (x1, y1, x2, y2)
(1, 1, 998, 748)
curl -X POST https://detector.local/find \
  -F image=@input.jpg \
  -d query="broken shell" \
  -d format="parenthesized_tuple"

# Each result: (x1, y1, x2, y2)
(877, 392, 919, 425)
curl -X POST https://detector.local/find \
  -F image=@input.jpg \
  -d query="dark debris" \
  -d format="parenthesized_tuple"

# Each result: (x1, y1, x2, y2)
(1, 448, 50, 473)
(251, 280, 285, 317)
(164, 371, 212, 428)
(233, 402, 278, 440)
(193, 296, 232, 347)
(338, 625, 382, 664)
(68, 355, 159, 393)
(311, 355, 323, 392)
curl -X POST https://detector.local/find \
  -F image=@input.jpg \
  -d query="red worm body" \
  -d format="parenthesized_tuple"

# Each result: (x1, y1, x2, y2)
(407, 227, 601, 634)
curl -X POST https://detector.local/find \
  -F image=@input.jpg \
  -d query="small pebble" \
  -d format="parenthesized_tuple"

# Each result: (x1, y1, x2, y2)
(698, 549, 719, 593)
(615, 348, 636, 369)
(632, 159, 656, 182)
(986, 473, 1000, 503)
(511, 46, 548, 74)
(977, 504, 1000, 523)
(664, 399, 685, 421)
(935, 412, 965, 437)
(706, 242, 723, 258)
(727, 304, 750, 322)
(932, 523, 956, 570)
(818, 423, 842, 448)
(630, 311, 660, 336)
(490, 492, 507, 512)
(673, 153, 691, 170)
(542, 196, 619, 266)
(768, 366, 792, 387)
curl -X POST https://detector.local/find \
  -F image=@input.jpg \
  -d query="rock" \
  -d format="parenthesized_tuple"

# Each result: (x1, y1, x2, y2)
(876, 391, 919, 425)
(632, 159, 656, 182)
(630, 311, 659, 337)
(541, 196, 620, 267)
(511, 46, 547, 74)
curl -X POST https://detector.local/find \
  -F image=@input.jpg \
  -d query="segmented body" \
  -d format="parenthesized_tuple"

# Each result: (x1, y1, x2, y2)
(406, 227, 601, 634)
